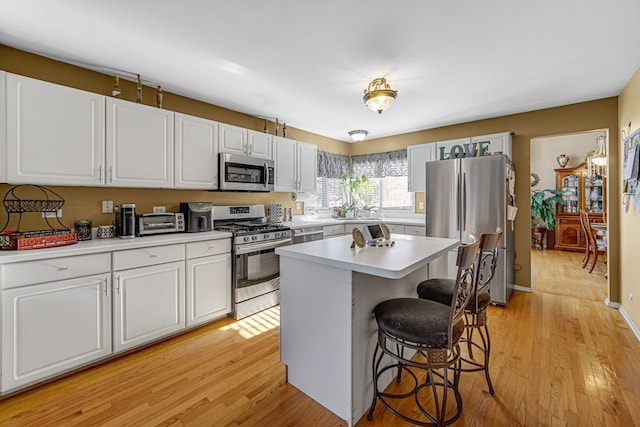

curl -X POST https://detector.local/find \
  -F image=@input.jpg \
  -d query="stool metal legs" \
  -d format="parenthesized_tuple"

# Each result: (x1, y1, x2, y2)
(367, 331, 464, 426)
(460, 311, 495, 395)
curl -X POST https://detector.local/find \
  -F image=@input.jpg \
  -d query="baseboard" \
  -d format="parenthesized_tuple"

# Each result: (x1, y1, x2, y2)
(617, 304, 640, 343)
(513, 285, 534, 293)
(604, 298, 620, 308)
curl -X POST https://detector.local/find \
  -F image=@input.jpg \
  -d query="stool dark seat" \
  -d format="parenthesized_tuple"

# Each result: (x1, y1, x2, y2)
(367, 240, 480, 426)
(416, 228, 503, 395)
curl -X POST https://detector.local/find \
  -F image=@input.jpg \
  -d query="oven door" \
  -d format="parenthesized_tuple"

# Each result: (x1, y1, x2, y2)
(219, 153, 274, 192)
(234, 238, 290, 302)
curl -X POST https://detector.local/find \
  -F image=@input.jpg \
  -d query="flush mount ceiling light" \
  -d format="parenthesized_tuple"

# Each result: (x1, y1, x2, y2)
(363, 77, 397, 114)
(348, 129, 369, 142)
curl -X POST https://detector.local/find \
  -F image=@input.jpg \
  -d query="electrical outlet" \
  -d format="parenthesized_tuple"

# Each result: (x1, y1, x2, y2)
(419, 202, 424, 209)
(42, 209, 62, 218)
(102, 200, 113, 214)
(153, 206, 166, 213)
(629, 292, 634, 303)
(296, 202, 300, 210)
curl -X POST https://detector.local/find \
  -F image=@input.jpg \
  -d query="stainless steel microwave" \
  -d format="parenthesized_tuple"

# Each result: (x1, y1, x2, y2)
(218, 153, 274, 192)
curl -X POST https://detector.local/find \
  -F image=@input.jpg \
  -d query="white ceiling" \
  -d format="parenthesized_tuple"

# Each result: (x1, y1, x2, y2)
(2, 1, 640, 142)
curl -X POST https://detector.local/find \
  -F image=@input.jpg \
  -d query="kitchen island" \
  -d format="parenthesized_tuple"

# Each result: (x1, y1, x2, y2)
(275, 234, 459, 426)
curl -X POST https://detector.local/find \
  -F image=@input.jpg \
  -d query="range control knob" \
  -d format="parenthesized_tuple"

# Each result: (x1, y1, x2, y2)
(252, 235, 258, 241)
(243, 236, 250, 242)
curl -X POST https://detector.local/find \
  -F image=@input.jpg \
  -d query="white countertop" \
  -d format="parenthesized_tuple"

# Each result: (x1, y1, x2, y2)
(0, 231, 232, 263)
(276, 234, 459, 279)
(284, 215, 425, 229)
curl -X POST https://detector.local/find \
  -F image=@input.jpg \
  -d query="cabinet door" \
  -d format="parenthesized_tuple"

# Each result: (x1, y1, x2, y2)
(186, 254, 231, 327)
(385, 224, 405, 234)
(247, 130, 272, 159)
(106, 98, 174, 188)
(2, 275, 111, 392)
(407, 143, 436, 192)
(174, 113, 218, 189)
(297, 141, 317, 192)
(0, 71, 6, 183)
(219, 123, 248, 156)
(555, 217, 583, 251)
(113, 261, 185, 352)
(6, 73, 105, 186)
(274, 136, 297, 191)
(405, 225, 426, 236)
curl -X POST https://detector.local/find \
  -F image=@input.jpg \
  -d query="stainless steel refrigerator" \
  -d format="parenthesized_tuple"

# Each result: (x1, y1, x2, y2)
(425, 154, 515, 305)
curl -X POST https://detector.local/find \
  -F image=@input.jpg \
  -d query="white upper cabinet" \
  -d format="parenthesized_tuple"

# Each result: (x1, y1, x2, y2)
(470, 132, 512, 159)
(218, 123, 247, 155)
(6, 73, 105, 186)
(174, 113, 218, 189)
(297, 141, 317, 192)
(0, 71, 6, 183)
(273, 137, 317, 192)
(247, 129, 272, 159)
(106, 98, 174, 188)
(407, 143, 436, 192)
(219, 123, 272, 159)
(274, 136, 297, 191)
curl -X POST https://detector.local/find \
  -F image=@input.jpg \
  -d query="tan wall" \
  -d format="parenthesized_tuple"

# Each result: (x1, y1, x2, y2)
(1, 46, 623, 297)
(618, 67, 640, 327)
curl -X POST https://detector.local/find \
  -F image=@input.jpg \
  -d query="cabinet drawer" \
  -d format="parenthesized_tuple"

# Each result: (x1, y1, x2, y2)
(323, 224, 344, 236)
(113, 244, 185, 270)
(405, 225, 425, 236)
(386, 224, 405, 234)
(186, 238, 231, 259)
(2, 253, 111, 289)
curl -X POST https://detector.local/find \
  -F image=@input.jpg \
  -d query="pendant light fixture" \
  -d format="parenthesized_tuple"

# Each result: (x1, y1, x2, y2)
(348, 129, 369, 142)
(363, 77, 397, 114)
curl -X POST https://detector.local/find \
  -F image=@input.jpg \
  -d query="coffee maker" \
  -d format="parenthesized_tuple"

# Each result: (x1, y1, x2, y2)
(180, 202, 213, 232)
(115, 204, 136, 238)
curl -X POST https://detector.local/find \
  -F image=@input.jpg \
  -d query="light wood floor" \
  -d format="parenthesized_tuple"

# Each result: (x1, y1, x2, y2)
(1, 250, 639, 426)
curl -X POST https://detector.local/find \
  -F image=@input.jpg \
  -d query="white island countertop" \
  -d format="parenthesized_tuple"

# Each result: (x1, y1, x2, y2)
(276, 234, 459, 279)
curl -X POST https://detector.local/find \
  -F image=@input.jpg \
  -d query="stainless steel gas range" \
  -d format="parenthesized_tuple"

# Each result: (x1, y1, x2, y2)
(212, 204, 291, 319)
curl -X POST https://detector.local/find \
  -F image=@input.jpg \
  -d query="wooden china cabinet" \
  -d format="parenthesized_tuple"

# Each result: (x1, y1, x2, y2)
(554, 162, 606, 251)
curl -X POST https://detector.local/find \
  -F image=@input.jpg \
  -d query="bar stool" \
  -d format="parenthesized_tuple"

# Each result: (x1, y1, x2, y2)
(416, 228, 503, 395)
(367, 240, 480, 426)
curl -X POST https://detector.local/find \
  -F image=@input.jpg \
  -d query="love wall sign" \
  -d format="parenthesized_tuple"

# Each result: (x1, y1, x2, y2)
(435, 133, 511, 161)
(438, 140, 491, 160)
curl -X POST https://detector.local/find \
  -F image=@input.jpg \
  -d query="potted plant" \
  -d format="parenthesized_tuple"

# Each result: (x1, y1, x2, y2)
(530, 188, 566, 230)
(339, 172, 374, 218)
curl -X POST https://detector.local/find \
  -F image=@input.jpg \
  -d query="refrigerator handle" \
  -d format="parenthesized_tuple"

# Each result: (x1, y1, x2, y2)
(463, 172, 467, 231)
(456, 172, 461, 231)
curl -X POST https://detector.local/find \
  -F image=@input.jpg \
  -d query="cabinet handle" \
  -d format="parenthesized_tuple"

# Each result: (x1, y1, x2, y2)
(98, 165, 103, 183)
(108, 167, 114, 184)
(116, 275, 121, 294)
(103, 278, 109, 297)
(57, 266, 69, 271)
(149, 253, 158, 258)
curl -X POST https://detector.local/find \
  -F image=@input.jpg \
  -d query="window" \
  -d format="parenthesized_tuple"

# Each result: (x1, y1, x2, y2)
(316, 149, 413, 212)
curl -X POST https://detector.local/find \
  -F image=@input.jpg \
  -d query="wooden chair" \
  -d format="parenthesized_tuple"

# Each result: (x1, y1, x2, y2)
(579, 210, 606, 273)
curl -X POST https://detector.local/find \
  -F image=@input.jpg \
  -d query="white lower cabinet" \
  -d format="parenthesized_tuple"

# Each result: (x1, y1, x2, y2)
(112, 260, 185, 353)
(1, 274, 111, 392)
(186, 253, 231, 327)
(405, 225, 426, 236)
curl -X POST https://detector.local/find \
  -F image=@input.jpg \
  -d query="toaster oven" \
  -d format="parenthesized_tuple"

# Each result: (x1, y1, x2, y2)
(137, 213, 185, 236)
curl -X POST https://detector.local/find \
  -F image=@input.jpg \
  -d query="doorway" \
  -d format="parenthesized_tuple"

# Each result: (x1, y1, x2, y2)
(530, 130, 609, 293)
